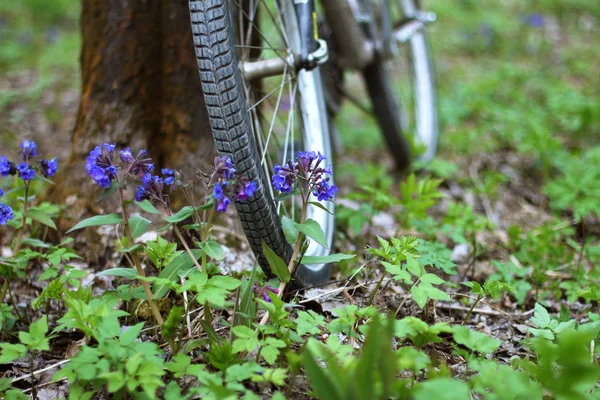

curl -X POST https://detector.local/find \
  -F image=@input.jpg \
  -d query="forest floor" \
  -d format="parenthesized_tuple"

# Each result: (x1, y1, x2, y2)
(1, 1, 600, 399)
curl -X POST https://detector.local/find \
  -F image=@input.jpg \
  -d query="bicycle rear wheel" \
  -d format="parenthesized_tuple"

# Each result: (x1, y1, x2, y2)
(188, 0, 335, 287)
(363, 0, 438, 169)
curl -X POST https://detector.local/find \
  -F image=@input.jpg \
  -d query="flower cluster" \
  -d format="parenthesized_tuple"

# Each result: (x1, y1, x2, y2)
(0, 188, 13, 225)
(0, 140, 58, 225)
(211, 156, 257, 213)
(86, 144, 180, 209)
(253, 284, 280, 303)
(522, 13, 544, 28)
(271, 151, 337, 202)
(86, 144, 154, 188)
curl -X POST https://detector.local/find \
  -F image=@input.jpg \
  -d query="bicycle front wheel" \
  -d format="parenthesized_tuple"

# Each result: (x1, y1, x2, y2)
(363, 0, 438, 169)
(189, 0, 335, 287)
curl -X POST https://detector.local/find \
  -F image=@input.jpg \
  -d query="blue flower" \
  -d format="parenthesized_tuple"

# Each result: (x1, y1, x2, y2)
(215, 196, 231, 213)
(0, 156, 13, 177)
(119, 148, 134, 164)
(103, 143, 116, 154)
(523, 13, 544, 28)
(130, 150, 154, 176)
(16, 163, 36, 181)
(272, 164, 295, 193)
(86, 146, 116, 188)
(214, 183, 224, 200)
(20, 140, 38, 160)
(214, 156, 237, 180)
(237, 181, 257, 201)
(0, 188, 3, 197)
(135, 184, 148, 202)
(313, 178, 338, 202)
(162, 168, 176, 185)
(40, 158, 58, 178)
(0, 203, 13, 225)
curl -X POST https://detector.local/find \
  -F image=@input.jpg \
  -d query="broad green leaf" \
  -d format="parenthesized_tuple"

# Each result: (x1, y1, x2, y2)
(296, 311, 326, 336)
(67, 214, 122, 233)
(129, 215, 152, 239)
(0, 343, 27, 363)
(136, 200, 160, 214)
(19, 316, 49, 351)
(530, 303, 551, 329)
(26, 209, 57, 230)
(262, 241, 290, 283)
(98, 268, 139, 279)
(453, 325, 501, 354)
(154, 249, 202, 297)
(163, 206, 194, 223)
(302, 253, 356, 265)
(198, 240, 223, 260)
(281, 216, 299, 244)
(294, 219, 328, 248)
(413, 378, 470, 400)
(232, 325, 256, 339)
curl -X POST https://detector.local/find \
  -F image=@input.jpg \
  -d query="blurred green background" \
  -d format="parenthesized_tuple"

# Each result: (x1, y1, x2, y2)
(1, 0, 599, 167)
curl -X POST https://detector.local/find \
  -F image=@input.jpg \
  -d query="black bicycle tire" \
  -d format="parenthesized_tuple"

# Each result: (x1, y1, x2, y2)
(362, 2, 438, 170)
(188, 0, 333, 287)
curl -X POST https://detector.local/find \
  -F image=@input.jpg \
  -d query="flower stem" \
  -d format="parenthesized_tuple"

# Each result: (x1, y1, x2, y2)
(119, 188, 164, 327)
(12, 184, 29, 256)
(2, 185, 30, 303)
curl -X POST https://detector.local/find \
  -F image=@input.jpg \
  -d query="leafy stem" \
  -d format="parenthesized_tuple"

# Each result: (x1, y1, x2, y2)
(118, 186, 164, 327)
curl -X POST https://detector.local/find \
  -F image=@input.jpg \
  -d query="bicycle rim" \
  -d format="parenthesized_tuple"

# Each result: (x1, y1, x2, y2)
(232, 1, 335, 280)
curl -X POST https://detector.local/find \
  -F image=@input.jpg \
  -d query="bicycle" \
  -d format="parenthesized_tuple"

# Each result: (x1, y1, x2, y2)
(188, 0, 438, 288)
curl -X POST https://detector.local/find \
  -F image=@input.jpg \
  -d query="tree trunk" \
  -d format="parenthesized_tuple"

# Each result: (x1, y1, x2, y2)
(52, 0, 213, 224)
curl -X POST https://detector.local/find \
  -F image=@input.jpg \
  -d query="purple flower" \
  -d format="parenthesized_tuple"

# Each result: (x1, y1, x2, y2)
(237, 181, 257, 201)
(103, 143, 116, 154)
(215, 196, 231, 213)
(214, 156, 237, 180)
(0, 203, 13, 225)
(272, 164, 295, 193)
(86, 146, 116, 188)
(523, 13, 544, 28)
(0, 188, 3, 197)
(40, 158, 58, 178)
(213, 183, 224, 200)
(16, 163, 36, 181)
(20, 140, 37, 160)
(313, 178, 337, 202)
(119, 148, 134, 164)
(253, 284, 280, 303)
(129, 150, 154, 176)
(162, 168, 176, 185)
(135, 184, 148, 202)
(0, 156, 13, 177)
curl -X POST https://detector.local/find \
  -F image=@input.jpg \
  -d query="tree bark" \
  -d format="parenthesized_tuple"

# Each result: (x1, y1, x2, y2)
(52, 0, 213, 224)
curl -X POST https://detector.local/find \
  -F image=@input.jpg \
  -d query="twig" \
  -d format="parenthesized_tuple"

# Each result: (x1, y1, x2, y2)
(11, 359, 69, 384)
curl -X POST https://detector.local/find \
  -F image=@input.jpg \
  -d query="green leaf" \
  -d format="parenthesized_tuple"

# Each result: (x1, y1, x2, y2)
(413, 378, 471, 400)
(302, 348, 346, 400)
(26, 209, 57, 230)
(154, 249, 202, 297)
(0, 343, 27, 363)
(163, 206, 194, 223)
(296, 311, 326, 336)
(120, 322, 144, 345)
(281, 216, 299, 244)
(98, 268, 139, 279)
(453, 325, 501, 354)
(19, 316, 49, 351)
(67, 214, 122, 233)
(21, 238, 50, 248)
(530, 303, 552, 329)
(262, 241, 290, 283)
(308, 201, 333, 215)
(136, 200, 160, 214)
(294, 218, 328, 248)
(302, 253, 356, 265)
(129, 215, 152, 239)
(198, 240, 224, 261)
